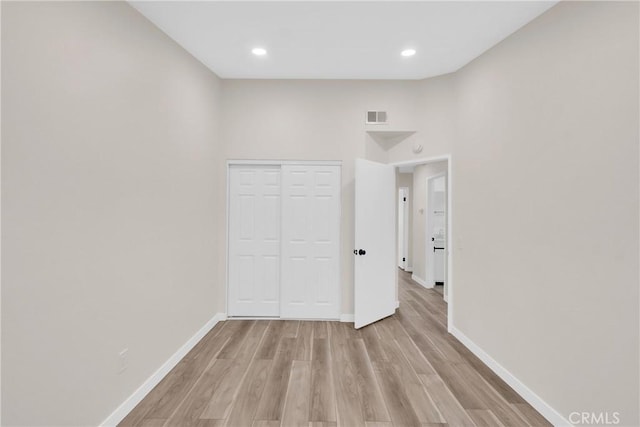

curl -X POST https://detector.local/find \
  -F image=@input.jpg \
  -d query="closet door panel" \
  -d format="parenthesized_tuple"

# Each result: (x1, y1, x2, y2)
(228, 166, 281, 317)
(281, 165, 340, 319)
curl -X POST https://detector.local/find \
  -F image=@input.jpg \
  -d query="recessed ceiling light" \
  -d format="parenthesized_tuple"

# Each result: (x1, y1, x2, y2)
(401, 49, 416, 57)
(252, 47, 267, 56)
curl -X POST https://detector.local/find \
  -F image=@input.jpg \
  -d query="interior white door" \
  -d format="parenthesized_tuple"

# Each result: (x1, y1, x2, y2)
(228, 165, 281, 317)
(397, 187, 410, 270)
(354, 158, 396, 329)
(280, 165, 341, 319)
(398, 188, 405, 269)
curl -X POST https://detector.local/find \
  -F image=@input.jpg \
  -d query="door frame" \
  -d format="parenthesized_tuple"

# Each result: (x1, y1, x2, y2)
(397, 187, 410, 270)
(425, 172, 447, 301)
(225, 159, 343, 319)
(390, 155, 453, 332)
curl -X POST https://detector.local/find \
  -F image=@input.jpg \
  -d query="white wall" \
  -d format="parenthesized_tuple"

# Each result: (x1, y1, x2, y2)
(452, 1, 639, 424)
(387, 74, 456, 163)
(218, 79, 422, 315)
(411, 161, 448, 284)
(1, 2, 222, 425)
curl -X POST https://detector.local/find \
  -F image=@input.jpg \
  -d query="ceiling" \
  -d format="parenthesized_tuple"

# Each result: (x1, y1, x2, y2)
(130, 1, 557, 80)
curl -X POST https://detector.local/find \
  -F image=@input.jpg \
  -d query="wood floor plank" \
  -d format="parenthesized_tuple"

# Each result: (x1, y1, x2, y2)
(359, 324, 380, 339)
(164, 358, 234, 427)
(309, 422, 337, 427)
(340, 322, 362, 339)
(282, 320, 301, 337)
(139, 419, 166, 427)
(294, 321, 314, 361)
(143, 360, 204, 420)
(194, 420, 225, 427)
(377, 338, 444, 424)
(346, 339, 390, 422)
(467, 409, 505, 427)
(395, 302, 443, 340)
(449, 362, 529, 427)
(255, 337, 297, 420)
(249, 321, 270, 338)
(223, 359, 272, 427)
(406, 290, 447, 328)
(510, 403, 553, 427)
(432, 362, 489, 410)
(395, 318, 448, 367)
(331, 329, 365, 427)
(328, 321, 349, 342)
(395, 336, 437, 376)
(397, 300, 422, 319)
(184, 322, 229, 362)
(216, 320, 255, 359)
(282, 360, 312, 427)
(426, 334, 465, 365)
(312, 321, 328, 339)
(373, 319, 396, 341)
(252, 421, 280, 427)
(383, 316, 411, 340)
(372, 360, 422, 427)
(360, 325, 388, 363)
(309, 339, 336, 422)
(405, 298, 446, 335)
(327, 321, 342, 340)
(483, 399, 528, 426)
(200, 334, 263, 419)
(418, 374, 476, 427)
(255, 321, 283, 359)
(399, 304, 463, 365)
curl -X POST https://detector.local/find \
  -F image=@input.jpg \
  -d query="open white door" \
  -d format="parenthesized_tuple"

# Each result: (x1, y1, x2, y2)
(354, 158, 396, 329)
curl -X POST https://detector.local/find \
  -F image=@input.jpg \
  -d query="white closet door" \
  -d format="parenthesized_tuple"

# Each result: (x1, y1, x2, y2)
(228, 165, 281, 317)
(281, 165, 341, 319)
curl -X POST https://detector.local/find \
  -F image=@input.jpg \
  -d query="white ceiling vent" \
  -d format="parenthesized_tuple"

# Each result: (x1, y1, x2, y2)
(366, 111, 388, 125)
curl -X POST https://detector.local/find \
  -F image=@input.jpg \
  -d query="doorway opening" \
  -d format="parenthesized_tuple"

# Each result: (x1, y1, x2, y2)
(352, 155, 452, 330)
(391, 155, 452, 329)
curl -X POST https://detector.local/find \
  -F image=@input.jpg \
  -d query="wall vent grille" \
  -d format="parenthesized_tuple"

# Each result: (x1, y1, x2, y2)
(366, 111, 388, 125)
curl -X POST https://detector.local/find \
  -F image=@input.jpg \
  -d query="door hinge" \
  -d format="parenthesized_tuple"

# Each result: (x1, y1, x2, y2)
(403, 197, 406, 202)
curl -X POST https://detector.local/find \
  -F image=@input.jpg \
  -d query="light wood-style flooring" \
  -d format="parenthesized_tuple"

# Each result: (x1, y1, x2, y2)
(119, 270, 551, 427)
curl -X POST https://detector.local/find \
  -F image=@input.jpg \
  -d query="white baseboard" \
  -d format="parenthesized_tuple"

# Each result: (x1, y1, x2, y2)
(340, 314, 354, 322)
(100, 313, 226, 427)
(449, 326, 570, 427)
(411, 273, 432, 288)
